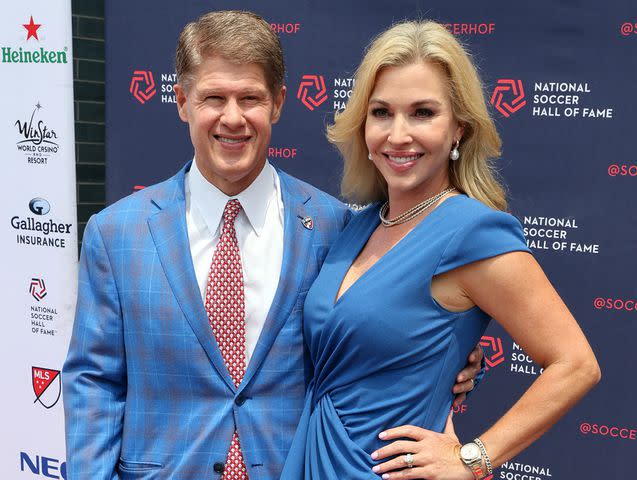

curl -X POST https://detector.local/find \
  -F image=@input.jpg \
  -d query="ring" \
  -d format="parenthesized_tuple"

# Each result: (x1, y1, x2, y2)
(404, 453, 414, 468)
(469, 378, 475, 387)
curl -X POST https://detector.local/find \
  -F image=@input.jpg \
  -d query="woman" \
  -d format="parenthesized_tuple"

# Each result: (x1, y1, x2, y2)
(281, 20, 600, 479)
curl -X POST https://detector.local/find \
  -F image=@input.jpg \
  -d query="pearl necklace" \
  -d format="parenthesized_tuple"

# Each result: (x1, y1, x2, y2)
(379, 187, 456, 227)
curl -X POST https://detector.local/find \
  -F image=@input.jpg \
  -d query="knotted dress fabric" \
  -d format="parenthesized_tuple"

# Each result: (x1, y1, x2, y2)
(205, 199, 249, 479)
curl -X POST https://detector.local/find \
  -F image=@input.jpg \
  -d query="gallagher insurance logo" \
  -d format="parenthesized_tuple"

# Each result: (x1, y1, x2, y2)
(11, 197, 72, 249)
(29, 197, 50, 215)
(2, 16, 68, 65)
(480, 335, 505, 370)
(15, 102, 60, 165)
(130, 70, 157, 104)
(297, 74, 328, 111)
(32, 367, 61, 409)
(490, 79, 527, 117)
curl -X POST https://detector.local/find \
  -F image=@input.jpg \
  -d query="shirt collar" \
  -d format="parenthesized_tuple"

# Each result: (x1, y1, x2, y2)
(187, 158, 277, 237)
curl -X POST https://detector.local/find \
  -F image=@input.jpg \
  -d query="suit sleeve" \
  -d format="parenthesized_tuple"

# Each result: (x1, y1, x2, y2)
(63, 215, 125, 480)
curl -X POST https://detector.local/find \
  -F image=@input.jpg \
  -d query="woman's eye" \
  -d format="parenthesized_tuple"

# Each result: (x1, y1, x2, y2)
(415, 108, 434, 118)
(371, 108, 389, 118)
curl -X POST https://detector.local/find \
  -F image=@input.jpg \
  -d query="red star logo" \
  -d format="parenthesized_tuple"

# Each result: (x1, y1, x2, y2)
(23, 16, 42, 41)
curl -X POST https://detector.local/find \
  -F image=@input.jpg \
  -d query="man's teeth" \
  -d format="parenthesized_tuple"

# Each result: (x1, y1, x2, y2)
(217, 136, 246, 144)
(387, 154, 420, 163)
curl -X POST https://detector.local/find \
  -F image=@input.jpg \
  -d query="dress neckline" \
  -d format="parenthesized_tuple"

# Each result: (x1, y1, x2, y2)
(333, 194, 463, 307)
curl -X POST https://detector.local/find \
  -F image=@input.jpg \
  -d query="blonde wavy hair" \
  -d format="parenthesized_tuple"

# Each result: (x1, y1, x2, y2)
(327, 20, 507, 211)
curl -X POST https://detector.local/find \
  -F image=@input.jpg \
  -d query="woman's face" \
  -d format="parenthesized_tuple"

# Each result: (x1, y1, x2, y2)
(365, 61, 463, 203)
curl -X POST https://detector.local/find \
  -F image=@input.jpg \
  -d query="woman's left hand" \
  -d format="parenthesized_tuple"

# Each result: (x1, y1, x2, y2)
(371, 413, 473, 479)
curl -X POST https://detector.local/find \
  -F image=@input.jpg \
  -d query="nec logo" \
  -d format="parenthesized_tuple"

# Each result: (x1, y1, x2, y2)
(297, 74, 327, 111)
(490, 79, 526, 117)
(479, 335, 505, 370)
(20, 451, 67, 479)
(130, 70, 157, 104)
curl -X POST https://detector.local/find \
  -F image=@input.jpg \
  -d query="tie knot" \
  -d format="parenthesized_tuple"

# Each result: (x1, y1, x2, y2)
(223, 199, 242, 226)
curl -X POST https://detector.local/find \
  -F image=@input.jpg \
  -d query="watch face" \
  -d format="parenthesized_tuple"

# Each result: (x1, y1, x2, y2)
(460, 443, 481, 462)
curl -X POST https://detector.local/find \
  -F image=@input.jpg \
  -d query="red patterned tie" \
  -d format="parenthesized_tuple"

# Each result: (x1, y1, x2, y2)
(205, 199, 249, 479)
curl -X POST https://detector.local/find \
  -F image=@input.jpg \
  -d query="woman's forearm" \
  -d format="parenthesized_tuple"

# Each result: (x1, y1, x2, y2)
(477, 355, 600, 469)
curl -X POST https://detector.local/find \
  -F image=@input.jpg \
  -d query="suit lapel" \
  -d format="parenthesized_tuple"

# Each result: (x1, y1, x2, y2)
(147, 164, 236, 392)
(241, 171, 314, 389)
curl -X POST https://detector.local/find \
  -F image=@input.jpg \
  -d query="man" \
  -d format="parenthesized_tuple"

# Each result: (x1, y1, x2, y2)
(63, 11, 481, 479)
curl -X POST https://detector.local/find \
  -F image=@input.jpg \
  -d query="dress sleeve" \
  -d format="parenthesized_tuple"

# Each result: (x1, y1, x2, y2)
(435, 209, 531, 275)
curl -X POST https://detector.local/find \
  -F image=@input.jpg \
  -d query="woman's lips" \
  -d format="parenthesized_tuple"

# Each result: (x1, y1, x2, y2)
(382, 152, 423, 172)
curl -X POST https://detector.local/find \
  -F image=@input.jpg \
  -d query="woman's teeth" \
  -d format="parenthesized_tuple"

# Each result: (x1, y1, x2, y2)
(386, 154, 421, 164)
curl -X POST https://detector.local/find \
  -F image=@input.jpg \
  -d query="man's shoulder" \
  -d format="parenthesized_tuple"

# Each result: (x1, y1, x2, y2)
(277, 169, 349, 217)
(91, 168, 184, 230)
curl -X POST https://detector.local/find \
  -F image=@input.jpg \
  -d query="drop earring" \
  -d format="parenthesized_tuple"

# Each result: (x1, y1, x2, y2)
(450, 140, 460, 161)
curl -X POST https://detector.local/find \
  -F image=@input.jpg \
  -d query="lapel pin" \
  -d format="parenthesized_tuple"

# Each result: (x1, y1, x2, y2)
(301, 216, 314, 230)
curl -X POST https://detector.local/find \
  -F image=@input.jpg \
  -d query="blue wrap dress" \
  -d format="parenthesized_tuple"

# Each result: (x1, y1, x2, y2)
(281, 195, 531, 479)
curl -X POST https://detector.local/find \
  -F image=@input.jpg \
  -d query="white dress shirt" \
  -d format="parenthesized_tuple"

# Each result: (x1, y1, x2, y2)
(185, 159, 284, 363)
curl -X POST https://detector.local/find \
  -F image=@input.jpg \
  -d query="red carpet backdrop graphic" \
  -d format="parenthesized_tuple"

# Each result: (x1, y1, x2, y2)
(105, 1, 635, 478)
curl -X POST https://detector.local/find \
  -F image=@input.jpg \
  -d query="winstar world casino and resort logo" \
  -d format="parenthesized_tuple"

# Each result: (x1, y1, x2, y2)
(491, 79, 614, 119)
(14, 102, 60, 165)
(2, 16, 68, 65)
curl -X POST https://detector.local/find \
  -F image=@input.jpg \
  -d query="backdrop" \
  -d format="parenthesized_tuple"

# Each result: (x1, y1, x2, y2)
(1, 1, 76, 478)
(106, 1, 637, 477)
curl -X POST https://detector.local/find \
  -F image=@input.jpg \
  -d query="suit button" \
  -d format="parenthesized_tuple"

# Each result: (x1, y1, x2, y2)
(235, 394, 247, 406)
(213, 462, 225, 473)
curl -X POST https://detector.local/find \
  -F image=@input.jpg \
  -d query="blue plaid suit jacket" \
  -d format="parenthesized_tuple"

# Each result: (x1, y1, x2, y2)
(63, 162, 351, 479)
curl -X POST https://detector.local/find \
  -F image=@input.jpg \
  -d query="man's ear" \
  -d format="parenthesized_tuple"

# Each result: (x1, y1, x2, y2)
(271, 85, 287, 124)
(174, 84, 189, 123)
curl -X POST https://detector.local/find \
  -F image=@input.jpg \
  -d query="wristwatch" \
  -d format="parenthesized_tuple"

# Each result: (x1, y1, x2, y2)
(459, 442, 487, 479)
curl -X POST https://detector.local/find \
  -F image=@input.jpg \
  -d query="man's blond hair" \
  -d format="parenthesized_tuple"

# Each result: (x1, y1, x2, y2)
(175, 10, 284, 95)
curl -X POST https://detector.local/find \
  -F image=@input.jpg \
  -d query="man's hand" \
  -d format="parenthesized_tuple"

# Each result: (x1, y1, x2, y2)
(452, 345, 483, 408)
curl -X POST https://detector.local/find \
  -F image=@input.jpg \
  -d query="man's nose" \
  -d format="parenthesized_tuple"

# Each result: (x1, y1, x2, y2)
(220, 99, 246, 129)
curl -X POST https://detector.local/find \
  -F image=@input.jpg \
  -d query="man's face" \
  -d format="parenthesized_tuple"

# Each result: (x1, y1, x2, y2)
(175, 55, 286, 196)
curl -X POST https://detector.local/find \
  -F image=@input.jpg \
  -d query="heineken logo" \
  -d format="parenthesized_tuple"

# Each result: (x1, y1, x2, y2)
(1, 16, 68, 64)
(23, 16, 41, 41)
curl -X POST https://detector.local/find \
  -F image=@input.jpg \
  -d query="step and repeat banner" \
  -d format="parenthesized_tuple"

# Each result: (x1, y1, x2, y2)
(106, 1, 636, 478)
(1, 0, 76, 479)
